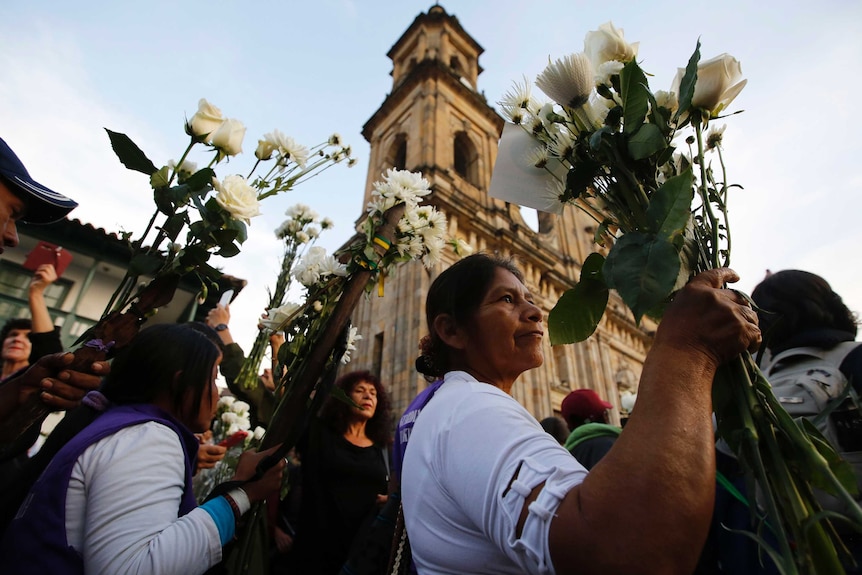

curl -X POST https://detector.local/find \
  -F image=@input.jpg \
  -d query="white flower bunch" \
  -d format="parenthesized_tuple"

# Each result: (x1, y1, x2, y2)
(260, 301, 301, 332)
(292, 246, 348, 287)
(366, 168, 432, 214)
(212, 396, 252, 443)
(275, 203, 323, 241)
(363, 168, 453, 269)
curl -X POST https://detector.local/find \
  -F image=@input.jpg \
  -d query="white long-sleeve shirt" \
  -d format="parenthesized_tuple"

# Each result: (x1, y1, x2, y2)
(66, 421, 222, 574)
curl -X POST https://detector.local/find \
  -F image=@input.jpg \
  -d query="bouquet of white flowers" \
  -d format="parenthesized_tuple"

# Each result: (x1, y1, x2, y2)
(192, 395, 267, 503)
(493, 21, 862, 574)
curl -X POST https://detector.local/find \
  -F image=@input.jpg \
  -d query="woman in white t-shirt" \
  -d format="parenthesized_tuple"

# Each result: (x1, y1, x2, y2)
(401, 253, 761, 575)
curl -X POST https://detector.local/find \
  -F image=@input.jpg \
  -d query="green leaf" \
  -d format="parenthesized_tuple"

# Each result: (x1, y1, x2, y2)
(128, 253, 164, 275)
(603, 232, 680, 324)
(105, 129, 158, 175)
(646, 170, 694, 238)
(224, 218, 248, 244)
(627, 123, 666, 161)
(674, 40, 701, 123)
(153, 187, 174, 216)
(179, 245, 210, 267)
(549, 253, 609, 344)
(160, 211, 187, 242)
(216, 242, 241, 258)
(619, 60, 650, 135)
(184, 168, 216, 192)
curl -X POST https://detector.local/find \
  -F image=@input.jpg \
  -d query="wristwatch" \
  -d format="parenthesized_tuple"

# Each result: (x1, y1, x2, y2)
(215, 323, 229, 332)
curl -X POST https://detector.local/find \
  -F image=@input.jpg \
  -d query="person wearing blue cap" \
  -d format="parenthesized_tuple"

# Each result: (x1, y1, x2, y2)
(0, 137, 105, 455)
(0, 136, 79, 253)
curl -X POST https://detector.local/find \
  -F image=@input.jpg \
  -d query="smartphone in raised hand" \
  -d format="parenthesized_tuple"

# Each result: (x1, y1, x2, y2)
(219, 289, 234, 307)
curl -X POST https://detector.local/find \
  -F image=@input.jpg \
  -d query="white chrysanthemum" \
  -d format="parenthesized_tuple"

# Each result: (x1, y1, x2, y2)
(232, 400, 251, 414)
(341, 326, 363, 364)
(306, 226, 320, 239)
(396, 235, 424, 258)
(221, 411, 239, 424)
(285, 203, 314, 220)
(422, 234, 446, 268)
(527, 146, 550, 169)
(321, 218, 334, 230)
(274, 221, 290, 239)
(265, 129, 310, 169)
(706, 124, 727, 151)
(536, 53, 594, 109)
(329, 133, 342, 146)
(499, 75, 533, 110)
(317, 253, 348, 278)
(548, 128, 576, 159)
(499, 102, 526, 125)
(295, 231, 310, 244)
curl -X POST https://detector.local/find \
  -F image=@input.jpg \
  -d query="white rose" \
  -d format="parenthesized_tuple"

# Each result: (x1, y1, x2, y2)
(584, 22, 639, 70)
(187, 99, 224, 142)
(213, 174, 261, 224)
(255, 138, 277, 160)
(252, 426, 266, 441)
(211, 118, 246, 157)
(672, 54, 747, 118)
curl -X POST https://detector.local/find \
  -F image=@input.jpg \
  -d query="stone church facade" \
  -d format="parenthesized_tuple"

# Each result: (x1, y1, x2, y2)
(346, 6, 654, 425)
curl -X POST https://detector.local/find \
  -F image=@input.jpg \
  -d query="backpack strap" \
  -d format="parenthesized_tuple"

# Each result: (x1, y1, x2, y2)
(764, 342, 861, 377)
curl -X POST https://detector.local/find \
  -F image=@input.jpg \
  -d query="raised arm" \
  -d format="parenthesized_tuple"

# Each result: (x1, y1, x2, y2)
(28, 264, 57, 335)
(545, 268, 761, 575)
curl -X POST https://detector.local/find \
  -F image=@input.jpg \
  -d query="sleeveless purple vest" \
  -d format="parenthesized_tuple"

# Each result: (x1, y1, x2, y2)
(0, 404, 199, 574)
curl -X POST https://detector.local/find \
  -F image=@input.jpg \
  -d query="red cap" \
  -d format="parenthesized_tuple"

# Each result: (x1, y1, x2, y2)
(561, 389, 612, 424)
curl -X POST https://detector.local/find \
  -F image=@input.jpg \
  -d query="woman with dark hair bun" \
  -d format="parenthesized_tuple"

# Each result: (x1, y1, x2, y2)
(0, 322, 285, 575)
(287, 369, 392, 575)
(398, 252, 761, 575)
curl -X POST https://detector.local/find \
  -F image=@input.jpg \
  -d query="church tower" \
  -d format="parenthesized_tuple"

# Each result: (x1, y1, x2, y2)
(349, 5, 654, 422)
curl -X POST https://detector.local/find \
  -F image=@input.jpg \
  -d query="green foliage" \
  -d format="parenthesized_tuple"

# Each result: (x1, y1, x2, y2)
(105, 129, 158, 175)
(602, 232, 680, 324)
(549, 253, 608, 344)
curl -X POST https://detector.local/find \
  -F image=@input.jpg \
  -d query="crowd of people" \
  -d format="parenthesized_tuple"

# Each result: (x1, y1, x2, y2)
(0, 133, 859, 575)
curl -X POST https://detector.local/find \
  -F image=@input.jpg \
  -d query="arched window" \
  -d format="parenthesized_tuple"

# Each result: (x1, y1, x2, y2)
(453, 131, 478, 186)
(450, 55, 463, 75)
(386, 133, 407, 170)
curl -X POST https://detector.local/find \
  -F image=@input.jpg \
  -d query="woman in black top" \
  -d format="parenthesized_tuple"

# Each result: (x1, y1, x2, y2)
(285, 370, 392, 575)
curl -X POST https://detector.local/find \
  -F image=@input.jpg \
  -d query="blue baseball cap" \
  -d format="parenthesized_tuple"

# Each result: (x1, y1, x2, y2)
(0, 137, 78, 224)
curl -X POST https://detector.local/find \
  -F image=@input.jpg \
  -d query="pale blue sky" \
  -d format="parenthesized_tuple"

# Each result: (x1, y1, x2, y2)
(2, 0, 861, 351)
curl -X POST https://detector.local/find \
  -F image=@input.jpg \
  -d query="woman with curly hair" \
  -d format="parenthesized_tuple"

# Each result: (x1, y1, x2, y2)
(285, 370, 392, 575)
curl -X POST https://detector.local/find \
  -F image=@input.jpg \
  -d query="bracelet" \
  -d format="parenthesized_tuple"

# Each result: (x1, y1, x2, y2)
(222, 493, 242, 523)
